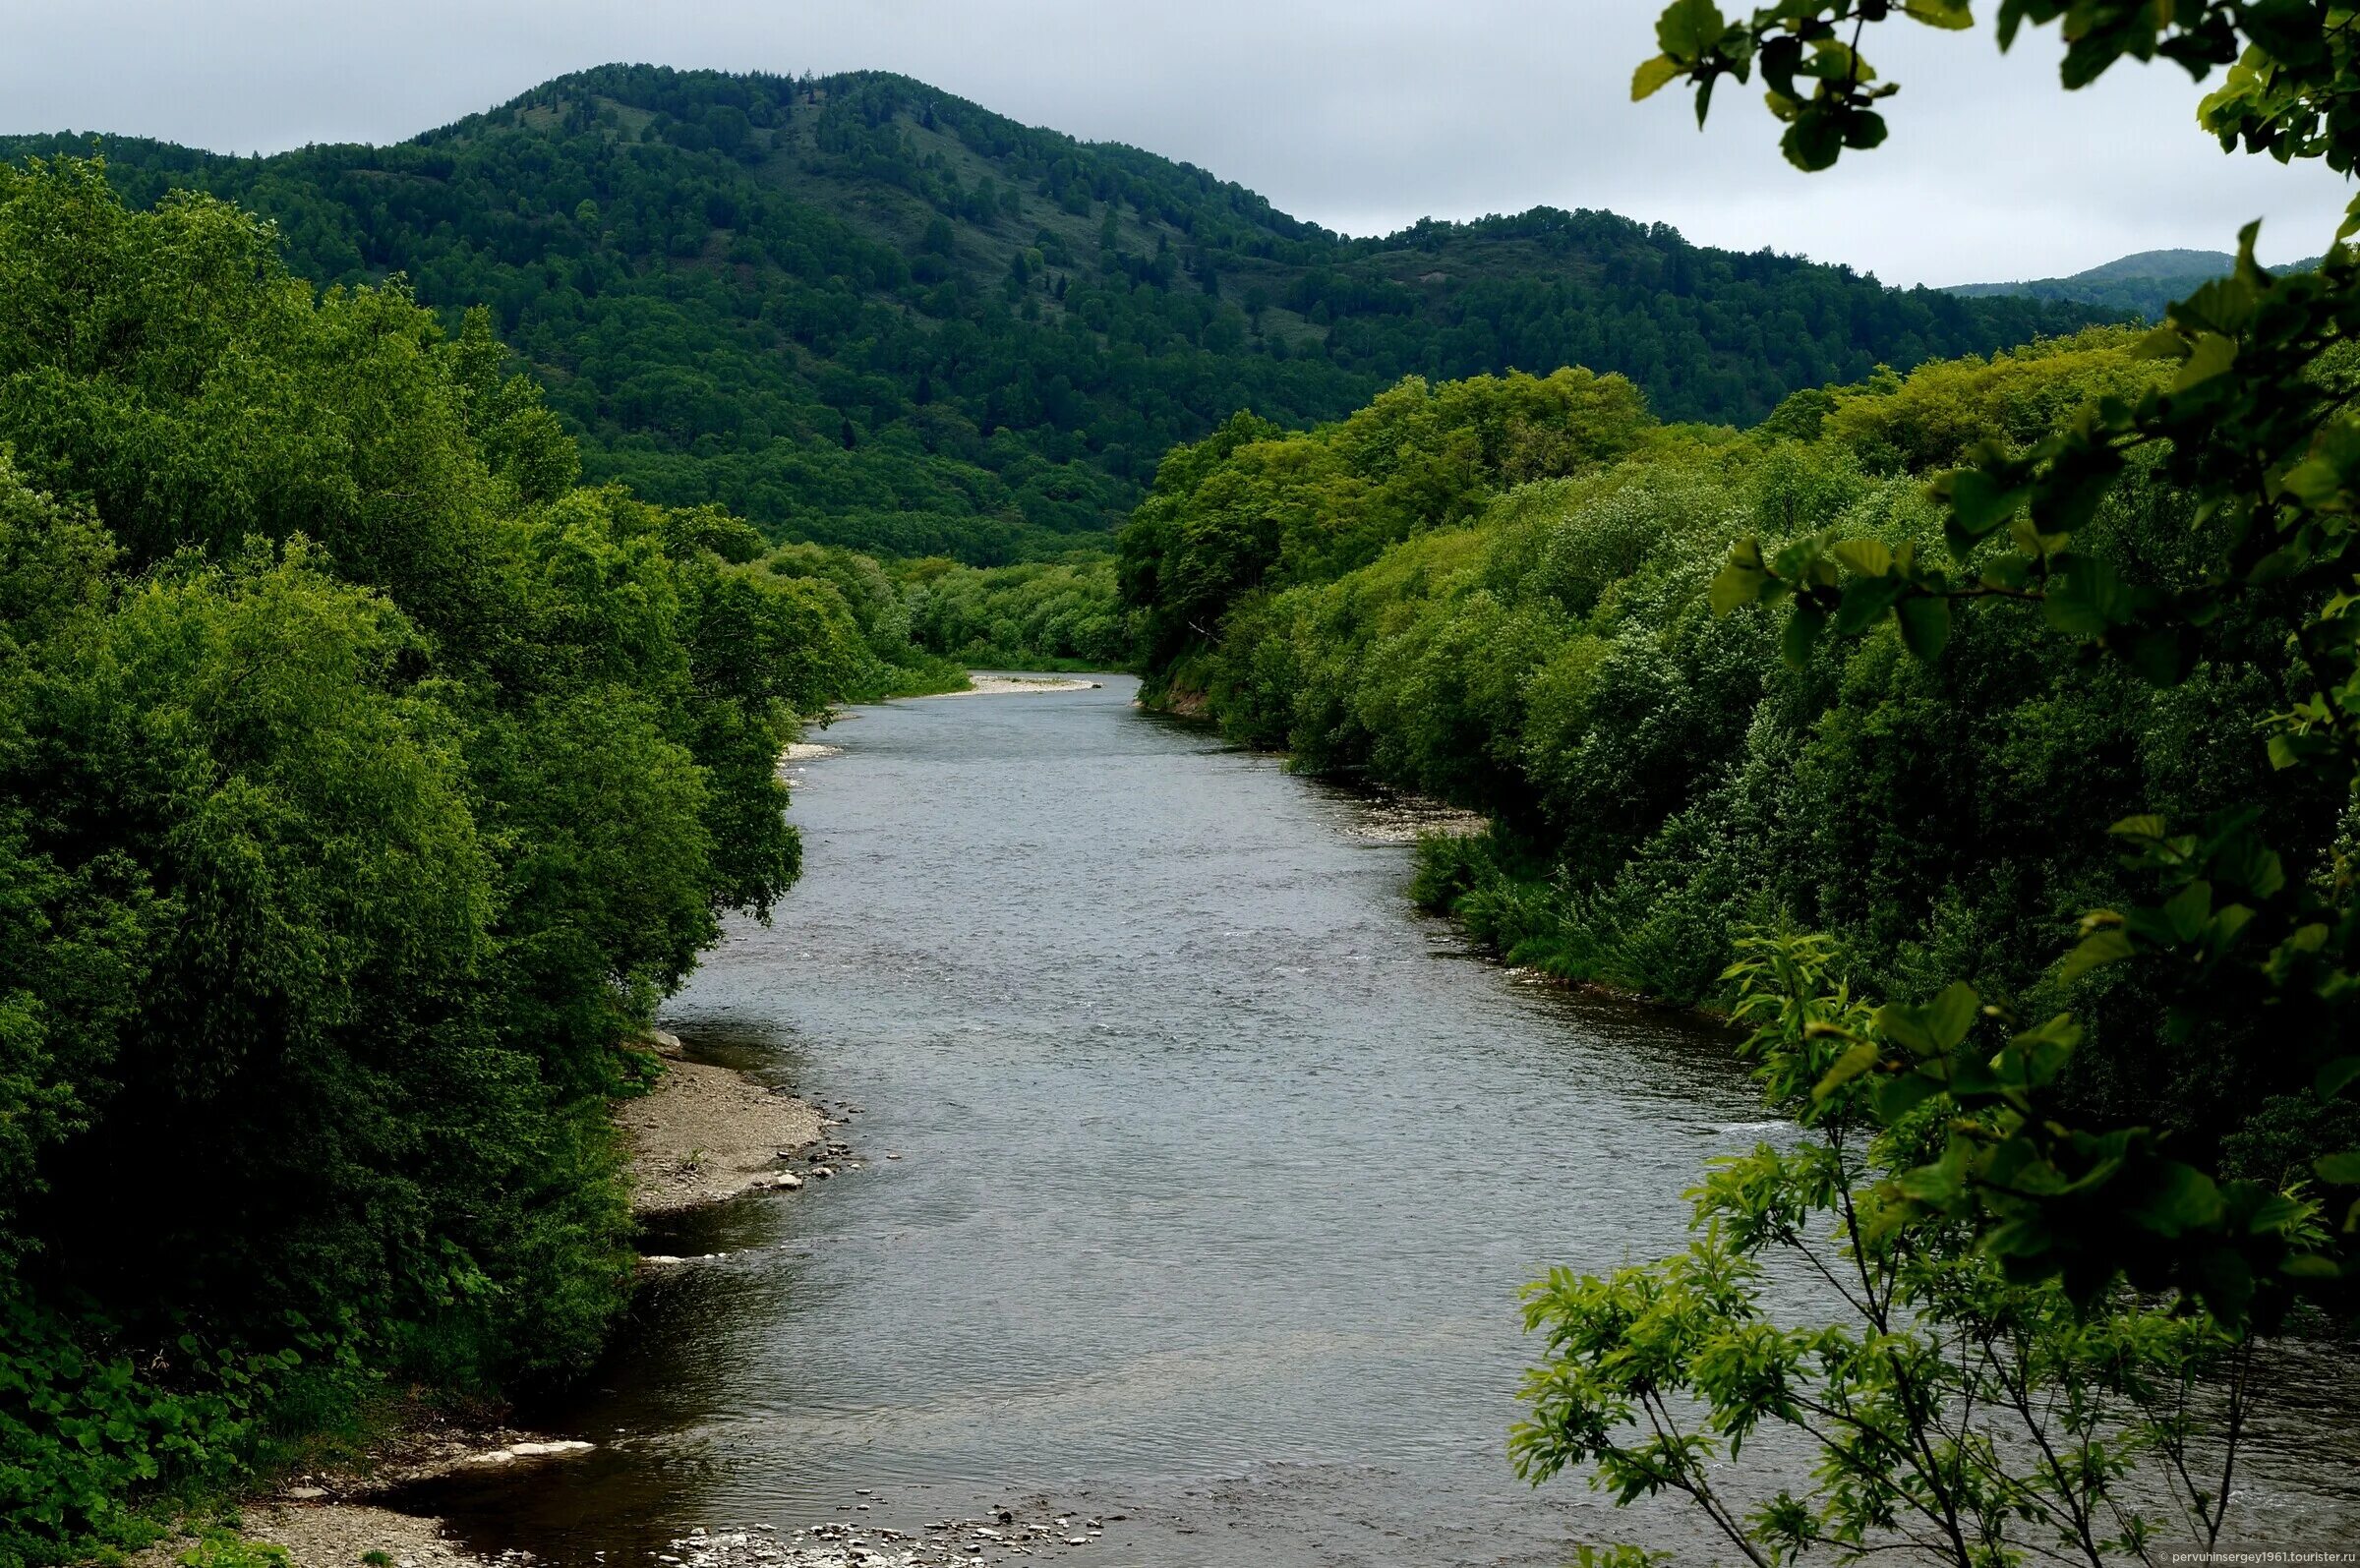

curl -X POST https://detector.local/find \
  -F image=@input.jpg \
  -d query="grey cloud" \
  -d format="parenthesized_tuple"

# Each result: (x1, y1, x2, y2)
(4, 0, 2348, 284)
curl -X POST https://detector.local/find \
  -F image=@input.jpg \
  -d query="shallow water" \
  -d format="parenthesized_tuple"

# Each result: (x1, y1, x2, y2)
(409, 676, 2359, 1565)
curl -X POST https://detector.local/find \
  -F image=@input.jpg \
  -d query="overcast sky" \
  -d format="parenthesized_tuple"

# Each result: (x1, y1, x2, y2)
(6, 0, 2349, 286)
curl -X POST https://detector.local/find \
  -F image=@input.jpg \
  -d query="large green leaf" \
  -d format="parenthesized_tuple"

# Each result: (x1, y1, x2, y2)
(1710, 556, 1771, 614)
(1632, 54, 1684, 100)
(1834, 576, 1905, 635)
(1782, 602, 1827, 665)
(1901, 0, 1974, 28)
(1830, 538, 1893, 577)
(1813, 1039, 1882, 1101)
(1895, 593, 1952, 661)
(1943, 468, 2026, 537)
(1874, 982, 1979, 1056)
(1656, 0, 1729, 61)
(2061, 928, 2135, 982)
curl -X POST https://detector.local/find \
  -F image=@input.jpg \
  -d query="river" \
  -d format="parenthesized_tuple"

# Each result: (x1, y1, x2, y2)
(407, 676, 2360, 1565)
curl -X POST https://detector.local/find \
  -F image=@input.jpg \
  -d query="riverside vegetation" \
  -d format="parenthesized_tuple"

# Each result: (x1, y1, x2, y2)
(0, 145, 1125, 1564)
(8, 37, 2360, 1568)
(1120, 331, 2212, 1049)
(1119, 320, 2356, 1563)
(0, 158, 972, 1559)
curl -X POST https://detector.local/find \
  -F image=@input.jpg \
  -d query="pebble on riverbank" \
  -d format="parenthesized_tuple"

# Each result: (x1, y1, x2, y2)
(216, 1503, 489, 1568)
(654, 1506, 1114, 1568)
(171, 1037, 839, 1566)
(125, 1429, 594, 1568)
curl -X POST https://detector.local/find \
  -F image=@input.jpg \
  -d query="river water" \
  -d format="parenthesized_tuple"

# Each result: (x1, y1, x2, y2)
(410, 676, 2360, 1565)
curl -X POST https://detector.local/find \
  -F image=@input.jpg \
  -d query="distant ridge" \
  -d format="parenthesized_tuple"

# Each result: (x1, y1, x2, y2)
(2071, 248, 2237, 281)
(1946, 247, 2317, 320)
(5, 65, 2114, 561)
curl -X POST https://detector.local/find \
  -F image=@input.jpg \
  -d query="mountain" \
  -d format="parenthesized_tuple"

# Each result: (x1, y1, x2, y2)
(2069, 248, 2237, 281)
(1944, 248, 2316, 320)
(5, 66, 2114, 562)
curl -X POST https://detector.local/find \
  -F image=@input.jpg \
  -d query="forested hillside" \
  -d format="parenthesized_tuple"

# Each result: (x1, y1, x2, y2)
(5, 65, 2106, 562)
(1120, 334, 2350, 1188)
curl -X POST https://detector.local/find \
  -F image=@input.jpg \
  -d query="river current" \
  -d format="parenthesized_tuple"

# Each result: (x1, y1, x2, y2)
(410, 676, 2360, 1565)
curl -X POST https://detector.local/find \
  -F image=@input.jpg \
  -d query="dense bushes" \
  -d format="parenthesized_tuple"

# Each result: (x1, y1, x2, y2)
(900, 554, 1126, 668)
(0, 159, 912, 1558)
(1121, 328, 2337, 1171)
(1119, 368, 1658, 684)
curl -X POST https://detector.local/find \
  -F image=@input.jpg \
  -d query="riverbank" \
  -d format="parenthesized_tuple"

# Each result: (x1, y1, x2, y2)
(153, 1504, 483, 1568)
(931, 672, 1103, 697)
(124, 1420, 593, 1568)
(623, 1030, 830, 1214)
(126, 1040, 833, 1568)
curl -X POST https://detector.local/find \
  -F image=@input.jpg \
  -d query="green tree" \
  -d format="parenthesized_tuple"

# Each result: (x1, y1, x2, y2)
(1498, 6, 2360, 1558)
(1515, 935, 2270, 1566)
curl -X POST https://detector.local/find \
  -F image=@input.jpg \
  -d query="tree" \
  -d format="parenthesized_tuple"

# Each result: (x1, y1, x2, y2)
(1630, 0, 2360, 183)
(1518, 935, 2269, 1566)
(6, 67, 2107, 564)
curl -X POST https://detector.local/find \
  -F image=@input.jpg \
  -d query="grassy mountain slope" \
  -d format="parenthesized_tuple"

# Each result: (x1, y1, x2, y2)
(8, 65, 2111, 561)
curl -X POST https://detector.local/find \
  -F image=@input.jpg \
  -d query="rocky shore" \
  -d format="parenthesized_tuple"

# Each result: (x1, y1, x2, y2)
(191, 1503, 499, 1568)
(650, 1504, 1120, 1567)
(929, 673, 1100, 697)
(127, 1422, 591, 1568)
(622, 1030, 830, 1214)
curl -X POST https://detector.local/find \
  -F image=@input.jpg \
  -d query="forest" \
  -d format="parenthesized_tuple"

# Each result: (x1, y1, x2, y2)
(1120, 324, 2352, 1281)
(4, 164, 2341, 1567)
(1943, 249, 2259, 319)
(2, 65, 2105, 564)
